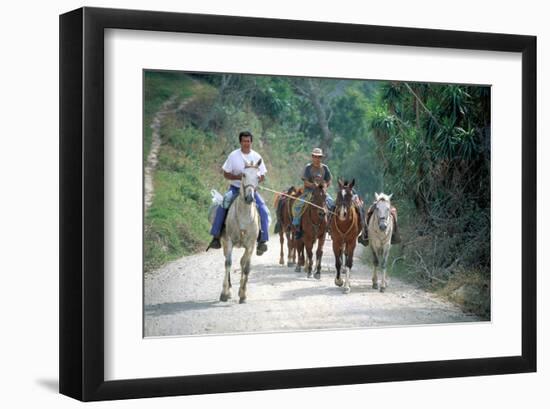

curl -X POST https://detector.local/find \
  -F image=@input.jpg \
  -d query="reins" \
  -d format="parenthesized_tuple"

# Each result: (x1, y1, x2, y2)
(258, 185, 337, 216)
(332, 205, 358, 237)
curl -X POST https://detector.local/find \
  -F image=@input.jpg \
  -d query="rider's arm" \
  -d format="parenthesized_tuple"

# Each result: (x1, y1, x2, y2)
(303, 179, 315, 189)
(223, 171, 241, 181)
(223, 171, 264, 183)
(302, 165, 314, 189)
(324, 165, 332, 188)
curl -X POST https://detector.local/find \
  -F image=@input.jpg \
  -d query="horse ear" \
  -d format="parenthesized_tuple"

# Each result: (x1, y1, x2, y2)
(350, 179, 355, 188)
(375, 192, 379, 201)
(388, 193, 393, 200)
(256, 158, 262, 168)
(338, 177, 343, 187)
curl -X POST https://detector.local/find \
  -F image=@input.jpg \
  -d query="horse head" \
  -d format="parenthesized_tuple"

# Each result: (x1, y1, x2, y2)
(373, 192, 393, 231)
(311, 182, 328, 218)
(241, 159, 262, 204)
(286, 185, 297, 196)
(336, 178, 355, 220)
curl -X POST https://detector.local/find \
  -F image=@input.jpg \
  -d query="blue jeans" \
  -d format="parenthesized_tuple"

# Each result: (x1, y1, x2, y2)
(210, 185, 269, 242)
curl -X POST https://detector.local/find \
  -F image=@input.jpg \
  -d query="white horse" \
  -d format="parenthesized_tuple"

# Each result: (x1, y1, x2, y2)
(219, 160, 262, 304)
(367, 192, 394, 292)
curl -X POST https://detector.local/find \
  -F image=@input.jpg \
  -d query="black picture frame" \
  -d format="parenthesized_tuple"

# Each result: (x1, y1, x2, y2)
(60, 6, 537, 402)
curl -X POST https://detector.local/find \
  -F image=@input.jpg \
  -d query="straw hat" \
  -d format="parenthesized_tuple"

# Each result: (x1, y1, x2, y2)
(311, 148, 324, 157)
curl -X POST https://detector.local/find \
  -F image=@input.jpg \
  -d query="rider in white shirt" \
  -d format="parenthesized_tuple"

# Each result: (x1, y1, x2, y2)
(208, 131, 270, 255)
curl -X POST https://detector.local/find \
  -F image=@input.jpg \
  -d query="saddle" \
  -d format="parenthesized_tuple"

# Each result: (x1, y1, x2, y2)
(364, 205, 400, 244)
(292, 191, 312, 219)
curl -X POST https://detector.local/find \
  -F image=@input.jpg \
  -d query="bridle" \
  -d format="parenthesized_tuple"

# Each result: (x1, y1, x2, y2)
(242, 163, 259, 197)
(333, 187, 358, 237)
(374, 199, 391, 229)
(242, 183, 257, 192)
(311, 185, 327, 217)
(305, 185, 328, 237)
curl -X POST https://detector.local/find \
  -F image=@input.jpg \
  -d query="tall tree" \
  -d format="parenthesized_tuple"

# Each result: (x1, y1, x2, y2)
(289, 78, 343, 156)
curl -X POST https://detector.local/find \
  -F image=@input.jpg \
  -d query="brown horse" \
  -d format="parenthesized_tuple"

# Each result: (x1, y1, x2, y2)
(296, 183, 328, 279)
(274, 186, 301, 266)
(331, 179, 361, 293)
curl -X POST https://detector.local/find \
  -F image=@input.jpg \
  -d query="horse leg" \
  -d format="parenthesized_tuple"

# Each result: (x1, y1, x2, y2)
(305, 240, 314, 278)
(370, 245, 379, 290)
(380, 246, 390, 292)
(343, 242, 355, 294)
(220, 241, 233, 302)
(238, 246, 253, 304)
(314, 234, 325, 279)
(333, 242, 344, 287)
(289, 231, 296, 267)
(279, 230, 285, 265)
(295, 239, 304, 273)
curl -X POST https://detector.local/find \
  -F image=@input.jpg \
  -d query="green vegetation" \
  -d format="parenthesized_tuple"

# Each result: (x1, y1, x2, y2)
(143, 73, 307, 271)
(143, 71, 491, 318)
(364, 82, 491, 318)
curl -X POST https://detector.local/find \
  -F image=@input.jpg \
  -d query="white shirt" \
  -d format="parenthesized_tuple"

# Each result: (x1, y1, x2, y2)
(222, 149, 267, 187)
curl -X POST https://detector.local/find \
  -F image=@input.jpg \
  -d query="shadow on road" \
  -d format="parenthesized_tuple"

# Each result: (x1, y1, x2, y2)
(277, 280, 375, 299)
(145, 300, 230, 317)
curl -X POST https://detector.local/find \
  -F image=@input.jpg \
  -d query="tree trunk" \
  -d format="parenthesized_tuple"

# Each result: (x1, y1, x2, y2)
(291, 79, 334, 157)
(309, 89, 333, 156)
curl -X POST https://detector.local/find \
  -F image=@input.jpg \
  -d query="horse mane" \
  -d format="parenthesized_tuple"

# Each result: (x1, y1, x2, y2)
(273, 194, 281, 209)
(274, 185, 300, 208)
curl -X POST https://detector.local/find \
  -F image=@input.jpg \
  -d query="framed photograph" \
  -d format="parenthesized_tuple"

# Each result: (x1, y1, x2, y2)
(60, 7, 536, 401)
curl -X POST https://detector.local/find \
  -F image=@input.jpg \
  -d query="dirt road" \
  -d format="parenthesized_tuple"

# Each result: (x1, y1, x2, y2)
(144, 236, 480, 337)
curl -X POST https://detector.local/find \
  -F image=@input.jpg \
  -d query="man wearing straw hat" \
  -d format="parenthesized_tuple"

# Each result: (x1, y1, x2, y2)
(292, 148, 335, 239)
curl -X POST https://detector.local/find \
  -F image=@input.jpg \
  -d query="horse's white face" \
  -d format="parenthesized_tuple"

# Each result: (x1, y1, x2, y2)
(375, 198, 391, 231)
(242, 161, 261, 204)
(337, 179, 355, 220)
(336, 188, 350, 220)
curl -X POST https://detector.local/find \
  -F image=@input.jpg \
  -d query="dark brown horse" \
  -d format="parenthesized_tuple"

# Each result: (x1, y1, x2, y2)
(274, 186, 301, 266)
(296, 183, 328, 279)
(331, 179, 361, 293)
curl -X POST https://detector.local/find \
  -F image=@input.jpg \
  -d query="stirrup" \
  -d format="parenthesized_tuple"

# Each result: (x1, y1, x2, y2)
(256, 241, 268, 256)
(206, 237, 221, 251)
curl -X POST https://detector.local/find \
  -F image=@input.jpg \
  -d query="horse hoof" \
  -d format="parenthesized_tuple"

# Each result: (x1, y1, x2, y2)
(380, 287, 385, 293)
(295, 266, 301, 273)
(279, 259, 284, 265)
(344, 287, 350, 294)
(335, 278, 343, 287)
(372, 283, 378, 290)
(314, 273, 321, 280)
(307, 272, 312, 278)
(219, 293, 230, 302)
(239, 298, 247, 304)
